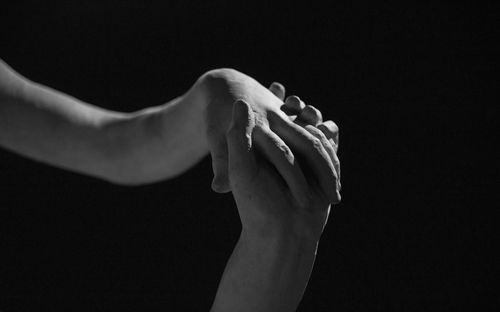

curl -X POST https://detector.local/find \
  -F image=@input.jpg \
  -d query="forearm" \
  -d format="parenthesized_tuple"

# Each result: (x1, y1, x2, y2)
(102, 78, 210, 184)
(0, 60, 210, 184)
(0, 64, 126, 181)
(211, 229, 319, 312)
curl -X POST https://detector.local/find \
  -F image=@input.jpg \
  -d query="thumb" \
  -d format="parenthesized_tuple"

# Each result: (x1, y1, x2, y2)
(210, 137, 231, 193)
(226, 99, 257, 186)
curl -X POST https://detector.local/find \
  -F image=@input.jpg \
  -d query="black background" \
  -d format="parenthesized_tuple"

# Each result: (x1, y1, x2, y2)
(0, 1, 497, 311)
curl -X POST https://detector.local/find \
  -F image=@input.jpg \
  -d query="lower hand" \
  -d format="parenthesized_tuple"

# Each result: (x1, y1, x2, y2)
(226, 99, 341, 241)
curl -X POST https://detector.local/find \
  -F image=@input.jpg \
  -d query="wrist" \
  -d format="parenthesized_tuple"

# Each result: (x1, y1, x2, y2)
(198, 68, 251, 105)
(0, 60, 29, 101)
(241, 222, 320, 255)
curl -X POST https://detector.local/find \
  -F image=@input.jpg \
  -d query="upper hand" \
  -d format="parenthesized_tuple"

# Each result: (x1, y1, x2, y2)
(226, 99, 340, 241)
(201, 68, 340, 194)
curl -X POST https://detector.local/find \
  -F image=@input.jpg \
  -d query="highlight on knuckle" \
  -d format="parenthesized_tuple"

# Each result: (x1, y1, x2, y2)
(310, 137, 323, 151)
(314, 127, 328, 142)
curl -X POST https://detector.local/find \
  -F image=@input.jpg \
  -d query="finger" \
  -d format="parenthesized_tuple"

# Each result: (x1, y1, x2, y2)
(282, 95, 306, 115)
(317, 120, 339, 151)
(299, 105, 323, 126)
(253, 126, 311, 208)
(209, 137, 231, 193)
(304, 125, 341, 203)
(226, 99, 258, 188)
(271, 118, 338, 203)
(269, 82, 286, 101)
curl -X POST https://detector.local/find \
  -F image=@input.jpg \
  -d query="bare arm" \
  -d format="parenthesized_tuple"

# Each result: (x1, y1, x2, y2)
(0, 60, 299, 185)
(211, 100, 341, 311)
(0, 59, 209, 184)
(211, 228, 318, 312)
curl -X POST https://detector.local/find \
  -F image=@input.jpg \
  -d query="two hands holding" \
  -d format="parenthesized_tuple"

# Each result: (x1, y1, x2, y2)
(0, 61, 341, 311)
(201, 69, 341, 240)
(201, 70, 341, 311)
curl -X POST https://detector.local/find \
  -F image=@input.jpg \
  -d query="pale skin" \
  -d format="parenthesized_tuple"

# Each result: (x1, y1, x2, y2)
(0, 58, 341, 311)
(0, 59, 339, 188)
(211, 100, 340, 312)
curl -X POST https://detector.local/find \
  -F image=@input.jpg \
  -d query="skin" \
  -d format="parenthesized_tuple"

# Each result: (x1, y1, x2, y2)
(211, 100, 340, 312)
(201, 68, 341, 194)
(0, 60, 340, 188)
(0, 59, 342, 311)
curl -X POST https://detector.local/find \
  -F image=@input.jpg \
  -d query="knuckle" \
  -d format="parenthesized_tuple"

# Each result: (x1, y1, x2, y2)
(315, 126, 329, 142)
(318, 121, 339, 140)
(310, 137, 323, 150)
(333, 158, 340, 169)
(305, 125, 327, 144)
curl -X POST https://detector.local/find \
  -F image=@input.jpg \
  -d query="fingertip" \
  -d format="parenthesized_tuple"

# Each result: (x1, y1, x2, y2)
(211, 175, 231, 193)
(317, 121, 339, 147)
(284, 95, 305, 114)
(299, 105, 323, 126)
(232, 99, 252, 127)
(271, 81, 284, 89)
(269, 82, 286, 100)
(318, 121, 339, 134)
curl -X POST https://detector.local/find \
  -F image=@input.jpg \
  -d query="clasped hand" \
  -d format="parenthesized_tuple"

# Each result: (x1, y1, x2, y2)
(202, 69, 340, 201)
(226, 99, 340, 241)
(201, 69, 341, 241)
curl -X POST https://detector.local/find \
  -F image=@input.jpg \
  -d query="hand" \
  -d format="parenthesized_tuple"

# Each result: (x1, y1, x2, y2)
(201, 68, 336, 194)
(226, 99, 341, 241)
(282, 95, 341, 191)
